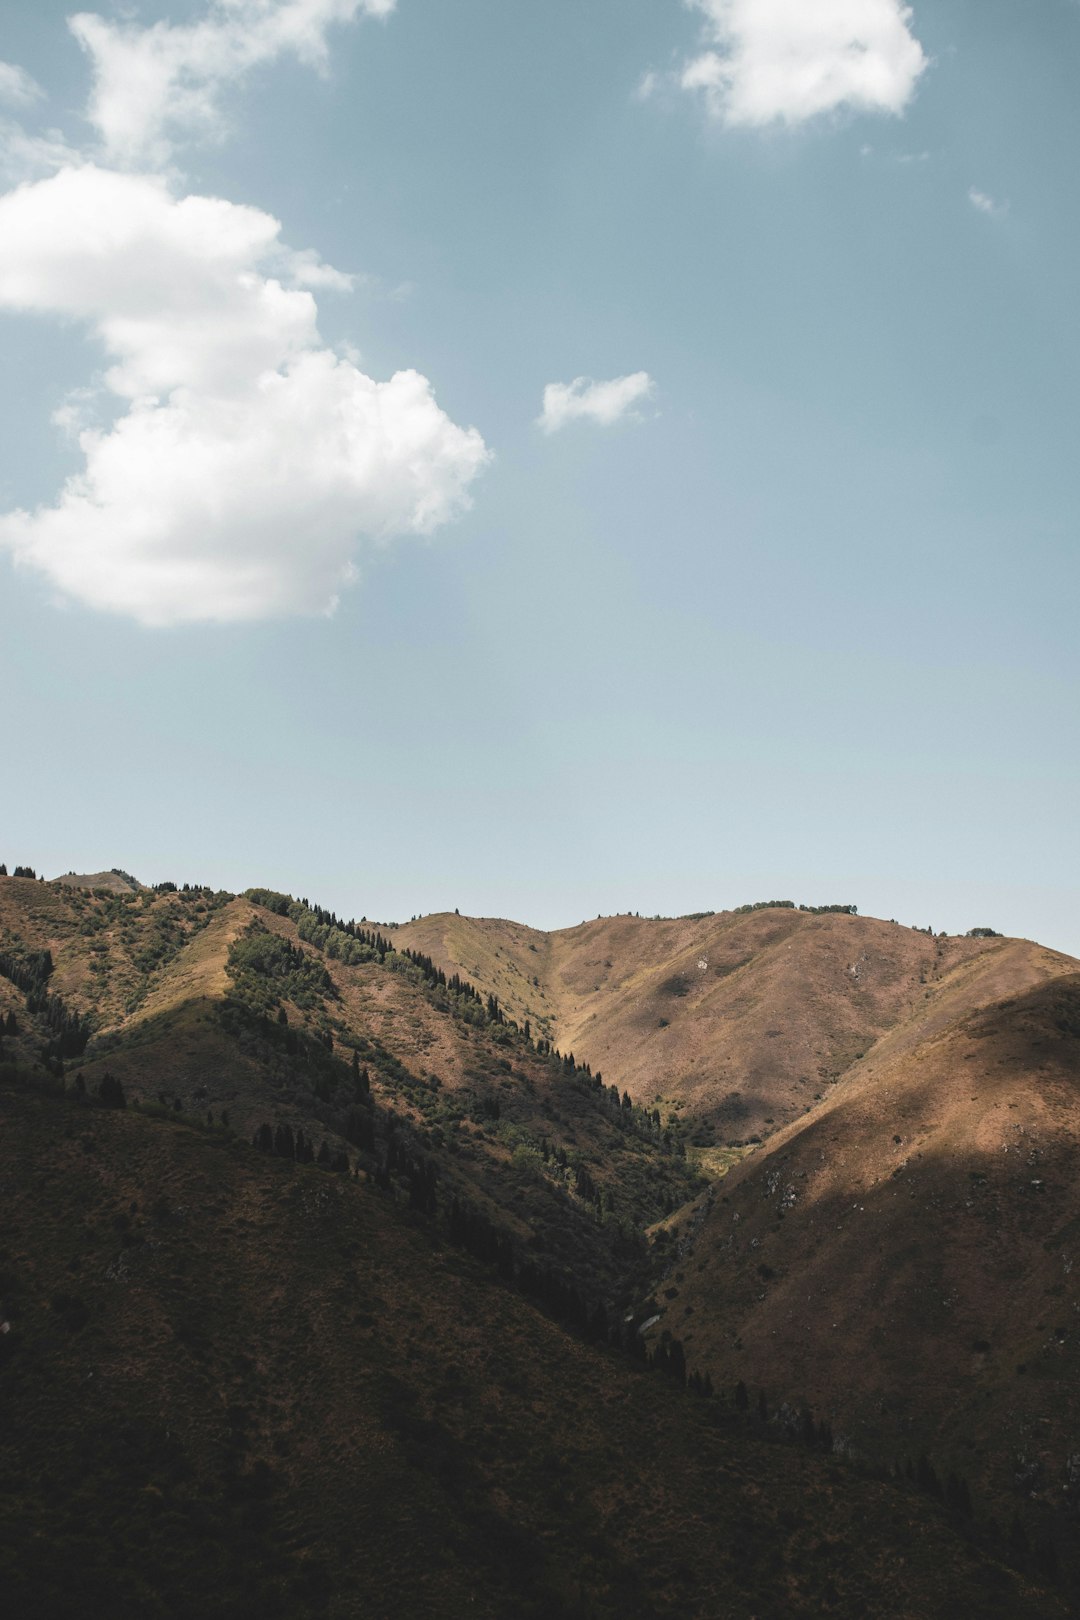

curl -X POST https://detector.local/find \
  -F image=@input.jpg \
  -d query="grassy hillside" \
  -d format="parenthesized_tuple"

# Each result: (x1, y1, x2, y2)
(0, 1076, 1064, 1620)
(390, 907, 1076, 1142)
(4, 870, 1079, 1614)
(645, 970, 1080, 1577)
(0, 876, 704, 1309)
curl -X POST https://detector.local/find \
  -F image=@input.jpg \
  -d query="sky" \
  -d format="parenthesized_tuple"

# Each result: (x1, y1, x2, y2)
(0, 0, 1078, 955)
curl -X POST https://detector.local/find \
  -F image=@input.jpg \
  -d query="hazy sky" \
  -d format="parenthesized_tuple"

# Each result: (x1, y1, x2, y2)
(1, 0, 1078, 954)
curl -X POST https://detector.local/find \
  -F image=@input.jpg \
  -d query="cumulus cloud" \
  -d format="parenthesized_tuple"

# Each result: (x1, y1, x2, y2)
(0, 62, 44, 108)
(71, 0, 396, 163)
(681, 0, 927, 127)
(538, 373, 655, 435)
(0, 166, 489, 625)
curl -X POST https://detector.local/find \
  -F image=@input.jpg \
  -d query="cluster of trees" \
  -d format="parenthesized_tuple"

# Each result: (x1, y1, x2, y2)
(731, 900, 858, 916)
(0, 947, 91, 1060)
(590, 1072, 685, 1155)
(733, 900, 797, 914)
(70, 1070, 126, 1107)
(0, 863, 38, 879)
(251, 1121, 350, 1173)
(379, 1134, 438, 1214)
(243, 889, 393, 966)
(245, 891, 531, 1044)
(398, 945, 491, 1013)
(227, 925, 334, 1016)
(0, 947, 53, 995)
(445, 1192, 620, 1342)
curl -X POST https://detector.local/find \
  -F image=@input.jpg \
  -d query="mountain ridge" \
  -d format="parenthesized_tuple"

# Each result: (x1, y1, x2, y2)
(3, 867, 1079, 1612)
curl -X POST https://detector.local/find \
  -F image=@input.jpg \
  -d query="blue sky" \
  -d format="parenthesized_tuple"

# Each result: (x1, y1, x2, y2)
(1, 0, 1077, 954)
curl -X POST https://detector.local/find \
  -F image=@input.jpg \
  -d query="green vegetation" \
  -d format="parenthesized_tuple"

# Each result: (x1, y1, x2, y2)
(730, 900, 858, 916)
(227, 922, 334, 1014)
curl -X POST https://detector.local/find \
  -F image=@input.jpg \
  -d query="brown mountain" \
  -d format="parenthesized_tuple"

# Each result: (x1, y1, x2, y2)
(0, 1054, 1064, 1619)
(3, 870, 1079, 1612)
(0, 874, 704, 1305)
(641, 968, 1080, 1555)
(390, 908, 1075, 1142)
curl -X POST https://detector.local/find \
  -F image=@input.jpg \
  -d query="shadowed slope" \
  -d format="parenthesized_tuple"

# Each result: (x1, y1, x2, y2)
(648, 973, 1080, 1558)
(0, 1082, 1065, 1620)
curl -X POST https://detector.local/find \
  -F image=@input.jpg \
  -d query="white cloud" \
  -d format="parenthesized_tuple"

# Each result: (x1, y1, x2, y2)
(968, 187, 1006, 218)
(0, 61, 44, 108)
(0, 120, 84, 185)
(538, 373, 655, 434)
(70, 0, 396, 163)
(681, 0, 927, 127)
(0, 166, 489, 625)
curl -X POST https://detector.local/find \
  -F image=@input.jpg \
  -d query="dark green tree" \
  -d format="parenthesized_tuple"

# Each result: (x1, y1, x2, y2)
(98, 1072, 126, 1108)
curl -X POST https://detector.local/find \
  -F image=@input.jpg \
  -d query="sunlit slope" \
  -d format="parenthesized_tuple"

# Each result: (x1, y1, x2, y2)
(392, 908, 1076, 1138)
(0, 876, 704, 1304)
(0, 873, 236, 1026)
(650, 971, 1080, 1536)
(0, 1083, 1064, 1620)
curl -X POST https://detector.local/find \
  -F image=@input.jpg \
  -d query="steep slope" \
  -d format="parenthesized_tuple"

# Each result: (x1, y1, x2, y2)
(390, 908, 1075, 1141)
(645, 970, 1080, 1564)
(0, 1077, 1064, 1620)
(0, 875, 704, 1307)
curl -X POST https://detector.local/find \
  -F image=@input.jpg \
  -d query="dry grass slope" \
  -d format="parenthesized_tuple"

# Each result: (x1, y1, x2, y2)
(391, 909, 1077, 1141)
(650, 972, 1080, 1568)
(0, 1083, 1064, 1620)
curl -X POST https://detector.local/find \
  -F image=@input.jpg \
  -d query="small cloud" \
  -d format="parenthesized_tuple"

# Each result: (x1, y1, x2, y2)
(0, 61, 44, 109)
(280, 246, 355, 292)
(538, 372, 655, 435)
(636, 70, 660, 102)
(679, 0, 928, 128)
(968, 187, 1007, 218)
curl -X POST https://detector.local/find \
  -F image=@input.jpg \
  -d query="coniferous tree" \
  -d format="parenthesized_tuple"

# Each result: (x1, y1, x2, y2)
(98, 1072, 126, 1108)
